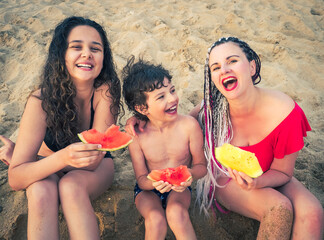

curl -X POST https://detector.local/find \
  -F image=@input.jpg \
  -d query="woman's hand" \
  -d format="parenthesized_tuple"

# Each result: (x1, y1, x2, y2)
(228, 167, 258, 190)
(172, 177, 193, 192)
(63, 142, 106, 170)
(0, 135, 15, 166)
(152, 180, 172, 193)
(125, 116, 147, 136)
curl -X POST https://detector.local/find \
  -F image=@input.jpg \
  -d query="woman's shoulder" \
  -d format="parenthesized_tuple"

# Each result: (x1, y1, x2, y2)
(262, 88, 295, 115)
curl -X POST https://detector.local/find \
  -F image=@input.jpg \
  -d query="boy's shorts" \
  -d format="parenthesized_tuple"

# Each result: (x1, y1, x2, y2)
(134, 183, 192, 209)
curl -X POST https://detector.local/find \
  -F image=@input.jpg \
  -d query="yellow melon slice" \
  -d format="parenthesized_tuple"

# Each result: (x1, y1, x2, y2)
(215, 143, 263, 178)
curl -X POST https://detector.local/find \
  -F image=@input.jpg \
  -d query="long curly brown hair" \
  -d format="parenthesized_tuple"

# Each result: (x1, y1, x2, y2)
(39, 16, 122, 148)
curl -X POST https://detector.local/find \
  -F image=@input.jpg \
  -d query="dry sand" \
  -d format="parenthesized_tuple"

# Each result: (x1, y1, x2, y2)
(0, 0, 323, 239)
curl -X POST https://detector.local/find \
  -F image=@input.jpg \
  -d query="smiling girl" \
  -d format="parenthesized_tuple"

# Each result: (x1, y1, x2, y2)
(7, 16, 122, 239)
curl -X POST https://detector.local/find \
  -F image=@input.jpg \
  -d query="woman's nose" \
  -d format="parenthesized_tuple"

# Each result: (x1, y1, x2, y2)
(220, 64, 230, 74)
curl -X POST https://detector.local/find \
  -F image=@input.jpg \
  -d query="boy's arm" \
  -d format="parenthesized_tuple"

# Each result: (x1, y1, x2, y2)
(128, 136, 154, 190)
(188, 117, 207, 180)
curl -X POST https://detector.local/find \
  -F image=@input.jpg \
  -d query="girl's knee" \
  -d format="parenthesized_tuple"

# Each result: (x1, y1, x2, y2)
(59, 173, 84, 200)
(26, 180, 58, 209)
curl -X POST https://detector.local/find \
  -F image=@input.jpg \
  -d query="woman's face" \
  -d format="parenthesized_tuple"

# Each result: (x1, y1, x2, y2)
(208, 42, 256, 99)
(65, 25, 104, 84)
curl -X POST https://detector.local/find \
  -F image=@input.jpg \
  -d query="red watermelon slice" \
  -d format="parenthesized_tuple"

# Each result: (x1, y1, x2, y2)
(78, 124, 133, 151)
(147, 165, 192, 186)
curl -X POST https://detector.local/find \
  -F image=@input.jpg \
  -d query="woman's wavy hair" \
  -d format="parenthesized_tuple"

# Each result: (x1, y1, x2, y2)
(39, 16, 122, 148)
(196, 37, 262, 215)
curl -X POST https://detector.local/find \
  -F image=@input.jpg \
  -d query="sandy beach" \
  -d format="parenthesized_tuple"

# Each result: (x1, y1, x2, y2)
(0, 0, 323, 239)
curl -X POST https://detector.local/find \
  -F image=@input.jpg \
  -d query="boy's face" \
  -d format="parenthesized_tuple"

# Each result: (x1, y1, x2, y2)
(141, 77, 179, 123)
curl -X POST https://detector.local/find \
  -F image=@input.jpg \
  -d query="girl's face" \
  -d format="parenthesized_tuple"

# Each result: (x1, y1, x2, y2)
(65, 25, 104, 84)
(208, 42, 256, 99)
(139, 78, 179, 123)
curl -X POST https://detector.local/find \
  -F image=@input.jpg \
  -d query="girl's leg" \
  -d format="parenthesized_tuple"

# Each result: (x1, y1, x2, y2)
(215, 178, 293, 240)
(277, 177, 323, 240)
(59, 158, 114, 240)
(135, 191, 168, 240)
(166, 189, 196, 240)
(26, 174, 60, 240)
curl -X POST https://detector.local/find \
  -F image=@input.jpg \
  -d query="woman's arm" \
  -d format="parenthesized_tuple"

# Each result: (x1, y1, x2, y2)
(228, 152, 298, 190)
(187, 117, 207, 180)
(189, 102, 202, 120)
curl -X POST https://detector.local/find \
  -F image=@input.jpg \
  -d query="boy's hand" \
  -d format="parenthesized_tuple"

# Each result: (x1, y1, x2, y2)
(152, 180, 172, 193)
(125, 116, 146, 136)
(0, 135, 15, 166)
(172, 178, 193, 192)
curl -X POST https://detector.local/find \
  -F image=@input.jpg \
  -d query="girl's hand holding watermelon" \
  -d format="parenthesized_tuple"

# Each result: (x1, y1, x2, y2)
(62, 142, 106, 170)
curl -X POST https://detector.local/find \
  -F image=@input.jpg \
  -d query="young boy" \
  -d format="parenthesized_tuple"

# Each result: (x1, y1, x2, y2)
(122, 56, 207, 240)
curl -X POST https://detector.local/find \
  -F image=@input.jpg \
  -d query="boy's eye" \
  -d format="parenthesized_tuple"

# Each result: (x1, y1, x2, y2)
(157, 95, 164, 100)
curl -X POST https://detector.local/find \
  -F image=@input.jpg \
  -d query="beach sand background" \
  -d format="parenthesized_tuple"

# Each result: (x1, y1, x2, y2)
(0, 0, 323, 239)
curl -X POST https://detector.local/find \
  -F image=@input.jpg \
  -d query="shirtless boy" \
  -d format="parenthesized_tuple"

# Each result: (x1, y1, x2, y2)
(122, 56, 207, 240)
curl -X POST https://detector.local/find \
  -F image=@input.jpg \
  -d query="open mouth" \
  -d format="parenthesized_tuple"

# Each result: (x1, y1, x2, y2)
(76, 63, 93, 69)
(165, 105, 177, 114)
(222, 76, 238, 91)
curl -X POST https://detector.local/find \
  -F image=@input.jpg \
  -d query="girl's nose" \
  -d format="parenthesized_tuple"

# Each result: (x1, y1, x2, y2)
(220, 64, 230, 74)
(81, 48, 92, 59)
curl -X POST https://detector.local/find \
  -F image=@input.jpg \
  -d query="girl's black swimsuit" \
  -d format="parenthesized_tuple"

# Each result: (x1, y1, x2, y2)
(43, 93, 112, 158)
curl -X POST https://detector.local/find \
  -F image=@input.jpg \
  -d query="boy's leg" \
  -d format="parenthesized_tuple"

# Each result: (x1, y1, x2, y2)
(135, 191, 167, 240)
(277, 177, 323, 240)
(59, 158, 114, 240)
(165, 189, 197, 240)
(26, 174, 60, 240)
(215, 178, 293, 240)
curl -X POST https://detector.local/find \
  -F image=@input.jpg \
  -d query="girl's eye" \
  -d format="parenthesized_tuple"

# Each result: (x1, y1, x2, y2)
(71, 45, 82, 49)
(229, 59, 238, 64)
(211, 66, 220, 71)
(91, 47, 102, 52)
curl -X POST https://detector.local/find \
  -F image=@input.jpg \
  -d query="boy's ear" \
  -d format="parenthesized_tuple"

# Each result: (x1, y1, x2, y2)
(135, 105, 148, 115)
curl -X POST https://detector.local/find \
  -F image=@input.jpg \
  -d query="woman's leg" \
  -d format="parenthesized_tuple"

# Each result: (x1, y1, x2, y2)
(166, 189, 196, 240)
(215, 178, 293, 240)
(277, 177, 323, 240)
(135, 191, 168, 240)
(26, 174, 60, 240)
(59, 158, 114, 240)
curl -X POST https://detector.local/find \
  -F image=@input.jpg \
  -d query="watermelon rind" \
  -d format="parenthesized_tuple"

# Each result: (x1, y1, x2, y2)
(77, 131, 133, 152)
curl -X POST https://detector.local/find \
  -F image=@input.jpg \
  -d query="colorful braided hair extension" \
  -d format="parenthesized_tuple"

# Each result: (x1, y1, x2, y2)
(195, 37, 262, 215)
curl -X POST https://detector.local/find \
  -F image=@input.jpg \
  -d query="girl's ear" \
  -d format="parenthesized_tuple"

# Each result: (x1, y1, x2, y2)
(250, 60, 256, 77)
(135, 105, 148, 115)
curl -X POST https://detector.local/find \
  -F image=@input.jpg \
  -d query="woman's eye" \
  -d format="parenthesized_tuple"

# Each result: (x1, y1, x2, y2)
(212, 66, 220, 71)
(71, 45, 82, 49)
(229, 59, 237, 64)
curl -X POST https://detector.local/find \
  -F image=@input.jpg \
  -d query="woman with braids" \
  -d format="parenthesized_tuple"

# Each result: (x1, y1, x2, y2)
(125, 37, 323, 239)
(3, 16, 122, 239)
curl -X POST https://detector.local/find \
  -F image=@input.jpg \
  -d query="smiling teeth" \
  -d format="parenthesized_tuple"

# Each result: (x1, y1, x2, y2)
(77, 64, 92, 68)
(223, 78, 236, 84)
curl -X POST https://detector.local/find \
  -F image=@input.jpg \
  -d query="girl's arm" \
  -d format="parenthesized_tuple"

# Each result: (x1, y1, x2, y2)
(8, 94, 68, 190)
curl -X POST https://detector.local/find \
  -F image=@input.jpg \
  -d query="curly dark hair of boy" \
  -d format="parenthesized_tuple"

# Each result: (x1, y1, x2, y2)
(122, 56, 172, 121)
(38, 16, 122, 148)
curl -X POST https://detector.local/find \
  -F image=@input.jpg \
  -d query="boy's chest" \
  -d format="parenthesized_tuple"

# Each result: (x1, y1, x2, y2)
(139, 133, 191, 167)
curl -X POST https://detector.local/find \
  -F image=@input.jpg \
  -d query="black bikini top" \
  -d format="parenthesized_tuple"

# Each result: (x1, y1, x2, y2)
(43, 93, 95, 152)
